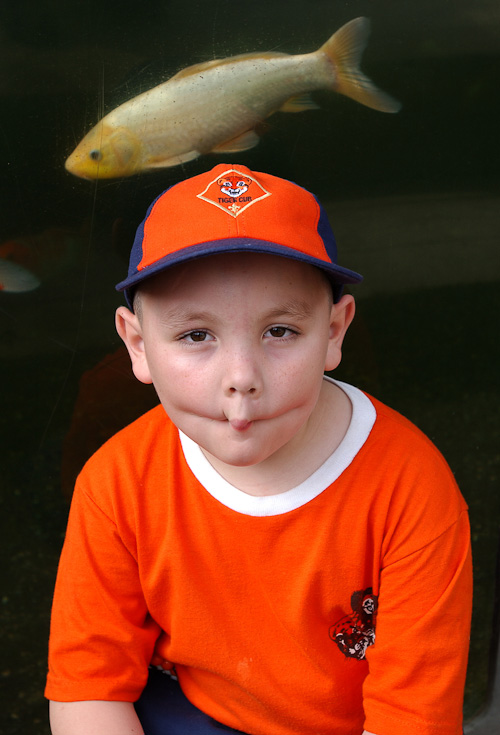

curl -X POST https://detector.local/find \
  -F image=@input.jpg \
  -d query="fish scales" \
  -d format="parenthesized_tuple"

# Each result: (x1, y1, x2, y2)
(65, 18, 400, 179)
(112, 55, 321, 151)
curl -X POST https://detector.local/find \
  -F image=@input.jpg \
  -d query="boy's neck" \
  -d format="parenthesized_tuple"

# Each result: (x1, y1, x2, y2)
(200, 379, 352, 497)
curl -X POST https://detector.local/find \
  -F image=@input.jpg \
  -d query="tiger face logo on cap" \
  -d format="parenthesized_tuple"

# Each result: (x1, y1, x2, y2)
(197, 168, 271, 217)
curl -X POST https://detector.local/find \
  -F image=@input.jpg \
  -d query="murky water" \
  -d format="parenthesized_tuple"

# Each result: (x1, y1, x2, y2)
(1, 1, 499, 732)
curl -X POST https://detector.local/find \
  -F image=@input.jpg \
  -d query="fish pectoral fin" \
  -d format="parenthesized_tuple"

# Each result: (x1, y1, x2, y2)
(211, 130, 260, 153)
(147, 150, 201, 168)
(279, 94, 320, 113)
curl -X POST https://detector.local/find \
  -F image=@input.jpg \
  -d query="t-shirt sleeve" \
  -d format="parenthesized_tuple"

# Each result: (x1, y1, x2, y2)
(363, 508, 472, 735)
(45, 477, 161, 702)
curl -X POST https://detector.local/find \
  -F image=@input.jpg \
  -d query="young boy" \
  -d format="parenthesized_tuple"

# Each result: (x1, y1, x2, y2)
(46, 164, 472, 735)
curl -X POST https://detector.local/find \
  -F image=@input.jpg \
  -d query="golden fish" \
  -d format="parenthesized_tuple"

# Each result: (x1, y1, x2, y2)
(65, 17, 400, 180)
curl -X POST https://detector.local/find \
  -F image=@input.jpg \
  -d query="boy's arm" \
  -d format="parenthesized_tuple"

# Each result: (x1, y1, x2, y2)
(49, 702, 375, 735)
(49, 700, 144, 735)
(363, 508, 471, 734)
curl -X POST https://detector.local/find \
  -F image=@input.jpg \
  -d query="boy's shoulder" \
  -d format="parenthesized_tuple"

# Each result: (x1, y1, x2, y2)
(333, 380, 465, 505)
(72, 403, 192, 522)
(367, 392, 449, 462)
(115, 401, 168, 436)
(361, 390, 458, 485)
(102, 402, 170, 451)
(78, 404, 177, 485)
(333, 380, 451, 465)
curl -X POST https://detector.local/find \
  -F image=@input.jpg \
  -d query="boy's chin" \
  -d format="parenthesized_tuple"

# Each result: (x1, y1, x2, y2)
(202, 445, 277, 470)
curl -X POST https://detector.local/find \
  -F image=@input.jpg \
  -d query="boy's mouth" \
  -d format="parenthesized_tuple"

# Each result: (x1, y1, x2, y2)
(228, 419, 253, 432)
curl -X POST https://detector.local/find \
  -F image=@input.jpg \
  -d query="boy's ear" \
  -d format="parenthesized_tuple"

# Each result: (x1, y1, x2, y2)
(325, 294, 356, 372)
(115, 306, 154, 384)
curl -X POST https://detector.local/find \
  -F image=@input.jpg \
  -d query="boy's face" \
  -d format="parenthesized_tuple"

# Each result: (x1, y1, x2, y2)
(117, 253, 354, 472)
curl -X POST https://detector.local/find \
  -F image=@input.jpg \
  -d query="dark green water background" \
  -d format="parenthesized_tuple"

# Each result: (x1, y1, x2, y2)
(1, 1, 499, 732)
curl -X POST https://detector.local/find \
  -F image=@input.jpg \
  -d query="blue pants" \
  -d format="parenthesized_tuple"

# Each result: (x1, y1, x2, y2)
(134, 669, 249, 735)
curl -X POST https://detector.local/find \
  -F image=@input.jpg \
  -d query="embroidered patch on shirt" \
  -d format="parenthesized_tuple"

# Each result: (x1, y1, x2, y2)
(329, 587, 378, 660)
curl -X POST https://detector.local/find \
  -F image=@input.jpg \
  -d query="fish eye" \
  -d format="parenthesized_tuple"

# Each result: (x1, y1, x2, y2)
(89, 149, 102, 162)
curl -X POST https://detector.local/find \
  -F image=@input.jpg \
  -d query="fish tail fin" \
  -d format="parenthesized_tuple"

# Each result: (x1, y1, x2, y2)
(320, 17, 401, 113)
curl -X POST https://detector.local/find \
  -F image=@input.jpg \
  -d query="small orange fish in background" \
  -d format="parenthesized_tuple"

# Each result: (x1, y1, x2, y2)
(65, 17, 401, 180)
(0, 227, 85, 293)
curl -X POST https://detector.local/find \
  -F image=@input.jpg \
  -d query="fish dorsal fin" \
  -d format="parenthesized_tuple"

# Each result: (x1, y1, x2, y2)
(279, 94, 320, 113)
(169, 51, 290, 81)
(169, 58, 225, 81)
(212, 130, 260, 153)
(216, 50, 289, 63)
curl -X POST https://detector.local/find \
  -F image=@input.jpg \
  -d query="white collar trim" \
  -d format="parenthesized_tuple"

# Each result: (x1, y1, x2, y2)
(179, 379, 376, 517)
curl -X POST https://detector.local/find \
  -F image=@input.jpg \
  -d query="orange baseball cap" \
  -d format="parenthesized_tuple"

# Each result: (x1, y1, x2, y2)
(116, 164, 362, 307)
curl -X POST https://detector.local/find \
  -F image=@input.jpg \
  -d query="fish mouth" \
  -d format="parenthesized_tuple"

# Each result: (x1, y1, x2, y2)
(65, 154, 89, 179)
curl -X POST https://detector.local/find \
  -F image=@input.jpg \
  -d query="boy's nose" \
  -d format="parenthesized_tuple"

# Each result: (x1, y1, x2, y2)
(222, 350, 263, 397)
(227, 384, 257, 395)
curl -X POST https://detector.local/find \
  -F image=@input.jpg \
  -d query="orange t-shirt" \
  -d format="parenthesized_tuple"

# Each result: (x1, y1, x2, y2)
(45, 380, 472, 735)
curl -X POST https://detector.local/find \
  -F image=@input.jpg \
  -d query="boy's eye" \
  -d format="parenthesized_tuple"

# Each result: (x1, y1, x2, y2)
(183, 330, 212, 342)
(266, 326, 295, 339)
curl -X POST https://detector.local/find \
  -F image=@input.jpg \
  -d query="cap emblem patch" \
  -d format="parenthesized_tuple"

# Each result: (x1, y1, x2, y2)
(197, 168, 271, 217)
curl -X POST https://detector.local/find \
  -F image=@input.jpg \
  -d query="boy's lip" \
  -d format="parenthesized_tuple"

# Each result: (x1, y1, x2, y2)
(228, 418, 253, 432)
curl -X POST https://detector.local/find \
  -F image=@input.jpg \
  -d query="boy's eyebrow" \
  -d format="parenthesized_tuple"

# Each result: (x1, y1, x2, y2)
(158, 309, 215, 328)
(264, 300, 315, 320)
(158, 300, 315, 328)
